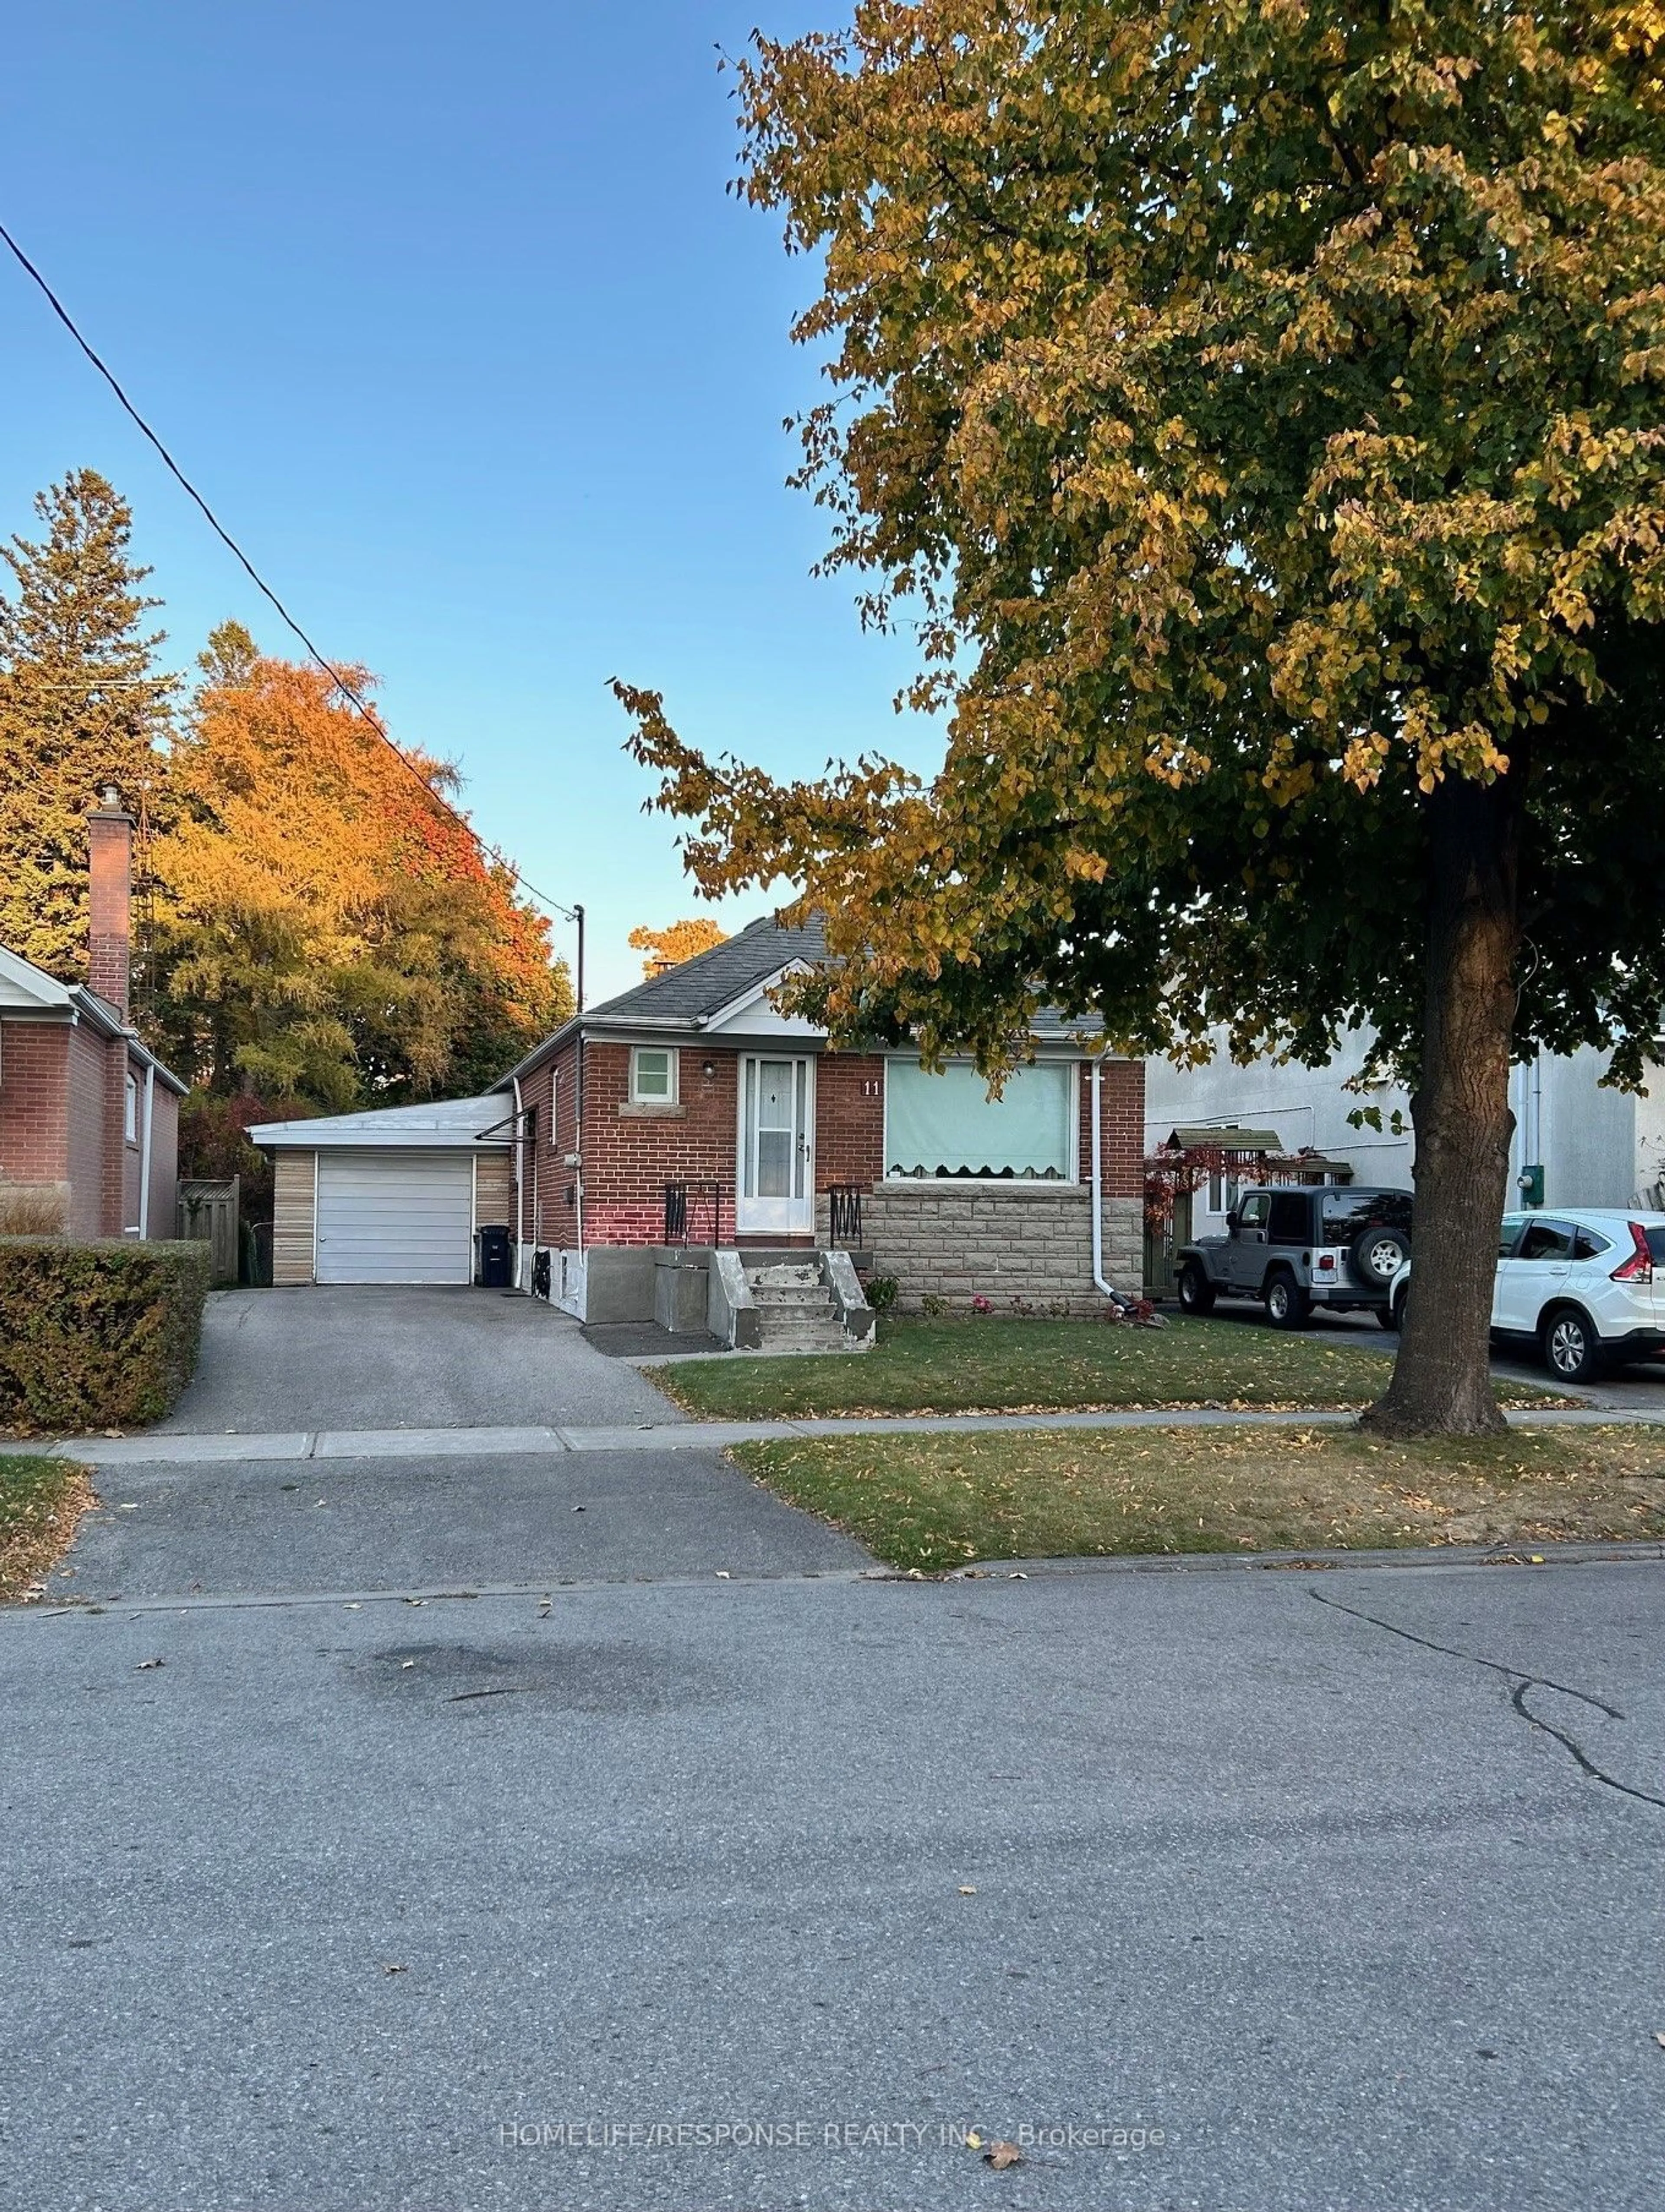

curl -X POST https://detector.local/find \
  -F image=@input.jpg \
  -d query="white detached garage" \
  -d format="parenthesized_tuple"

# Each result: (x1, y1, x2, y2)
(251, 1098, 516, 1287)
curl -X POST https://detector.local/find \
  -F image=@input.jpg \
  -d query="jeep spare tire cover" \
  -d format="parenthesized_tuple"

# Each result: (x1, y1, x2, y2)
(1352, 1226, 1410, 1283)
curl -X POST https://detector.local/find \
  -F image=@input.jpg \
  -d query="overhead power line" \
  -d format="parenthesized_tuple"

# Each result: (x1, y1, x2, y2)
(0, 217, 582, 940)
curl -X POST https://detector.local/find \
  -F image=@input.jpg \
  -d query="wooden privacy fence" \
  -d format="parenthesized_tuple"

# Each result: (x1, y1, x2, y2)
(177, 1177, 240, 1285)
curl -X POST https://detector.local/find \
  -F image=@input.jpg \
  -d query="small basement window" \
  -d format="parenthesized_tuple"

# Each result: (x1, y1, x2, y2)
(885, 1059, 1074, 1181)
(630, 1047, 678, 1105)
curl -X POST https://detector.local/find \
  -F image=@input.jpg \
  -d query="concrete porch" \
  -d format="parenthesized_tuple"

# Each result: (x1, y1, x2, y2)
(535, 1242, 875, 1354)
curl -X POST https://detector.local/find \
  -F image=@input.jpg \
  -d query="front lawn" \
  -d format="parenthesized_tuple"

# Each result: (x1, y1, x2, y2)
(733, 1424, 1665, 1570)
(649, 1315, 1562, 1420)
(0, 1455, 95, 1603)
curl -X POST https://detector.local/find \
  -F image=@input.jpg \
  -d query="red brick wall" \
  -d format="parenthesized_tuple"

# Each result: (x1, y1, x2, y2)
(813, 1053, 886, 1188)
(100, 1032, 131, 1236)
(122, 1063, 145, 1232)
(581, 1041, 740, 1246)
(65, 1025, 112, 1238)
(526, 1039, 581, 1249)
(87, 804, 133, 1020)
(146, 1081, 179, 1238)
(1084, 1057, 1144, 1197)
(0, 1021, 70, 1188)
(1, 1019, 183, 1239)
(575, 1045, 889, 1246)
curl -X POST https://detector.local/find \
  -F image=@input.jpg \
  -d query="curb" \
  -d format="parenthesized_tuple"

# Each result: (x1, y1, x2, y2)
(945, 1538, 1665, 1579)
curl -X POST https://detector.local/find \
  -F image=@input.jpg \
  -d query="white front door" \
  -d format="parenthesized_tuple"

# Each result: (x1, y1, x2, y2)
(737, 1055, 815, 1236)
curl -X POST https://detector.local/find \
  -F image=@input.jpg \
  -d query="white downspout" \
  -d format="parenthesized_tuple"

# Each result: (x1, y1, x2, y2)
(135, 1060, 155, 1238)
(511, 1074, 526, 1288)
(1090, 1051, 1115, 1298)
(574, 1036, 584, 1253)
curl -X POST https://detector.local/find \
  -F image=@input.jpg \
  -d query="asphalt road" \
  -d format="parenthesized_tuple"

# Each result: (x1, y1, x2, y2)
(4, 1549, 1662, 2212)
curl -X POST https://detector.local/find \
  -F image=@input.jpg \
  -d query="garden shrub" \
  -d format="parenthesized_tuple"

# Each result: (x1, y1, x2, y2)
(0, 1239, 211, 1433)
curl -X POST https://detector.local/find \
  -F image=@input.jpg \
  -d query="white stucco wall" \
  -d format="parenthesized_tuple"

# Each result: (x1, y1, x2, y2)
(1510, 1047, 1632, 1210)
(1143, 1028, 1416, 1215)
(1151, 1030, 1664, 1216)
(1628, 1062, 1665, 1207)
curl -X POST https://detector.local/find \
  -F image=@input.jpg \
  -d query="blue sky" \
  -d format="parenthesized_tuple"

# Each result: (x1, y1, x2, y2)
(0, 2, 936, 1004)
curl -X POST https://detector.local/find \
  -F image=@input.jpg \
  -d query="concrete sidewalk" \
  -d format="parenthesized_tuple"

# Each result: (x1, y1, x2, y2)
(46, 1400, 1665, 1467)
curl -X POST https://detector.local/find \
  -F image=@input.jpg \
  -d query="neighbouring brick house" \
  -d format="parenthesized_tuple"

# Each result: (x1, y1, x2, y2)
(0, 791, 185, 1240)
(506, 917, 1145, 1318)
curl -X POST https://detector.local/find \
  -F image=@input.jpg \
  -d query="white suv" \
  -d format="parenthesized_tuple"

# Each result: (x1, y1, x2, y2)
(1389, 1209, 1665, 1383)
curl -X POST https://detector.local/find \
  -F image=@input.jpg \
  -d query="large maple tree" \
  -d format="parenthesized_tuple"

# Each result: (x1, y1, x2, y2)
(620, 1, 1665, 1434)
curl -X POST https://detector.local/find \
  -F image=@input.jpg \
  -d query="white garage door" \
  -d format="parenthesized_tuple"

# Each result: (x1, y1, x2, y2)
(314, 1149, 474, 1285)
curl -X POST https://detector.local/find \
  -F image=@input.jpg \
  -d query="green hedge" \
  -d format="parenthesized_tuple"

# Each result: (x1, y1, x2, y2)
(0, 1239, 211, 1434)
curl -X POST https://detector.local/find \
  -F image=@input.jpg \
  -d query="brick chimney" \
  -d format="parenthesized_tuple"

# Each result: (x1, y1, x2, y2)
(86, 786, 134, 1021)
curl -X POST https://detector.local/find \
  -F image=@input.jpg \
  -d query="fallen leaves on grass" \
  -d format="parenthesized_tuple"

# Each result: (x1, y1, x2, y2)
(735, 1425, 1665, 1572)
(0, 1458, 98, 1605)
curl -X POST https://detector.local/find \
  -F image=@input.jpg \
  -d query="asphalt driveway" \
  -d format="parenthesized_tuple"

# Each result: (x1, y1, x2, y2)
(4, 1556, 1662, 2211)
(158, 1287, 680, 1433)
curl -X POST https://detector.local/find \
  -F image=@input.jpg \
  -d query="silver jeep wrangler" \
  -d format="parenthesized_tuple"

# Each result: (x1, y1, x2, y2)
(1176, 1186, 1413, 1329)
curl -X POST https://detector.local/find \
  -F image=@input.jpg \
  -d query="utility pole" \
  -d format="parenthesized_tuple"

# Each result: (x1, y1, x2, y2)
(574, 902, 585, 1012)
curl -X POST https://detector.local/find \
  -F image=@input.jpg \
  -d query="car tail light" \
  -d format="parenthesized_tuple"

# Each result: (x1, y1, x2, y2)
(1316, 1253, 1337, 1273)
(1611, 1222, 1655, 1284)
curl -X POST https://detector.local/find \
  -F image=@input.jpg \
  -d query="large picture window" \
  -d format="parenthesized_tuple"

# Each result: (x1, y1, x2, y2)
(885, 1060, 1075, 1182)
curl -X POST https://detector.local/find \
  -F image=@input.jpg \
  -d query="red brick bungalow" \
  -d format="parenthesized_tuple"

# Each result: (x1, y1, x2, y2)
(502, 916, 1144, 1320)
(0, 792, 184, 1240)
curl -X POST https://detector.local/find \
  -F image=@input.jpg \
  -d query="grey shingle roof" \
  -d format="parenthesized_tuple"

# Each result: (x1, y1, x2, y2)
(499, 913, 1107, 1087)
(496, 916, 829, 1086)
(583, 914, 828, 1026)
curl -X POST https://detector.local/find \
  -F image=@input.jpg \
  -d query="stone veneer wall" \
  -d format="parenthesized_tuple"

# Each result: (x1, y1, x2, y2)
(838, 1185, 1143, 1315)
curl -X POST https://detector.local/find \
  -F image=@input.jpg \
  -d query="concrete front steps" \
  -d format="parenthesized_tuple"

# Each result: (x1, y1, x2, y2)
(747, 1260, 852, 1352)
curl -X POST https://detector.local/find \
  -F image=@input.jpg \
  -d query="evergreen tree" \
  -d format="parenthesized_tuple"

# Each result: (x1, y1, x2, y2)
(0, 470, 175, 979)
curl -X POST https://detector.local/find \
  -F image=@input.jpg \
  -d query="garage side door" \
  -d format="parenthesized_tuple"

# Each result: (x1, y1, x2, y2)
(314, 1149, 474, 1285)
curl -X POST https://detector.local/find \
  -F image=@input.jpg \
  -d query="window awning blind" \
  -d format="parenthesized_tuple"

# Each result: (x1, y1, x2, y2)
(885, 1061, 1073, 1180)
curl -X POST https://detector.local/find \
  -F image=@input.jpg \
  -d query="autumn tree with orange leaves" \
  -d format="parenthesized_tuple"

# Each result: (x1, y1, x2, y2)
(627, 917, 729, 977)
(152, 622, 570, 1110)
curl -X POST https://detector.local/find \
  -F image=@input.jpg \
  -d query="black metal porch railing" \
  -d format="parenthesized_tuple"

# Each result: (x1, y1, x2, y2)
(827, 1183, 863, 1249)
(664, 1180, 725, 1247)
